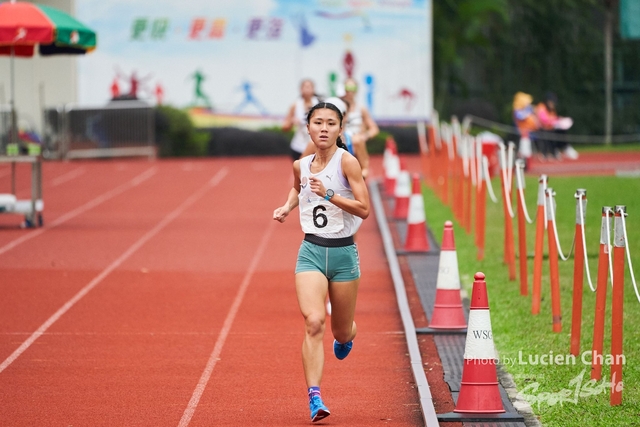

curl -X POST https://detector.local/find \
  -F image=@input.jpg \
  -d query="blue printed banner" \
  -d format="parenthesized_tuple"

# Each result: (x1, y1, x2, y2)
(78, 0, 432, 120)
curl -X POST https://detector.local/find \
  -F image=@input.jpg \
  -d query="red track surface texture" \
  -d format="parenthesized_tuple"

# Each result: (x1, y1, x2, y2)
(527, 151, 640, 176)
(0, 158, 423, 426)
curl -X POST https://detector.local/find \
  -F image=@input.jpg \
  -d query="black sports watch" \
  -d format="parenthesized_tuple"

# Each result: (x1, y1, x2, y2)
(324, 189, 334, 201)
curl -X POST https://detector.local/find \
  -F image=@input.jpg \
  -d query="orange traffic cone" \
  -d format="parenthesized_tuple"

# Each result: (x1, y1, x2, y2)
(454, 272, 505, 414)
(393, 162, 411, 220)
(403, 173, 430, 252)
(428, 221, 467, 329)
(384, 145, 400, 197)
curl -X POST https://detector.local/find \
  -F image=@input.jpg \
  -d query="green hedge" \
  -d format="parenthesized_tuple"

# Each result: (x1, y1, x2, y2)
(153, 106, 414, 157)
(155, 106, 210, 157)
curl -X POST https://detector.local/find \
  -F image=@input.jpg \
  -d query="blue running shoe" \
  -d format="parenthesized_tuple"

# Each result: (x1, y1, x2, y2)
(309, 395, 330, 422)
(333, 339, 353, 360)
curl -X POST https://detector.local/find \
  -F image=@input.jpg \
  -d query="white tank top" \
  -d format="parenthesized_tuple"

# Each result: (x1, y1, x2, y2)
(345, 103, 363, 135)
(298, 148, 362, 238)
(290, 96, 319, 153)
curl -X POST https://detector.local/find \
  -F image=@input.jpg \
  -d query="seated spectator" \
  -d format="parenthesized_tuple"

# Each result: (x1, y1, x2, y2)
(535, 92, 579, 160)
(513, 92, 539, 164)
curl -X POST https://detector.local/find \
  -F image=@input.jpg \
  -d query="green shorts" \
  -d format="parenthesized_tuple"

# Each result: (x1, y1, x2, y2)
(295, 240, 361, 282)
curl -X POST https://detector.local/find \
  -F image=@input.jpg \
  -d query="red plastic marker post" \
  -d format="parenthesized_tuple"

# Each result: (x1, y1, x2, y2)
(515, 159, 528, 295)
(440, 124, 450, 205)
(450, 119, 460, 218)
(420, 137, 431, 189)
(591, 206, 613, 381)
(453, 148, 463, 222)
(475, 157, 487, 260)
(463, 137, 473, 234)
(546, 188, 562, 333)
(610, 205, 626, 406)
(570, 189, 587, 356)
(500, 152, 516, 281)
(532, 175, 548, 315)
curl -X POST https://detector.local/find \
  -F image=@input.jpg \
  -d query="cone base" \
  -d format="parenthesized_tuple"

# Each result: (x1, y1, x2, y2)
(437, 412, 524, 422)
(429, 289, 467, 329)
(393, 197, 409, 219)
(384, 178, 396, 196)
(453, 409, 506, 414)
(455, 360, 505, 414)
(404, 237, 429, 252)
(416, 326, 467, 335)
(455, 383, 505, 414)
(404, 222, 429, 252)
(428, 321, 467, 330)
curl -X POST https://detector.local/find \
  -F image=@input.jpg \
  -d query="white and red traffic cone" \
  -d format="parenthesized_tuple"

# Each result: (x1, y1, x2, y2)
(454, 272, 505, 414)
(429, 221, 466, 329)
(403, 173, 430, 252)
(383, 137, 396, 175)
(384, 145, 400, 197)
(393, 162, 411, 220)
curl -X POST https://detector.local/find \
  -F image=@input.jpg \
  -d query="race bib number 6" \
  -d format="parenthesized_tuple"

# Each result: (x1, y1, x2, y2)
(300, 198, 344, 234)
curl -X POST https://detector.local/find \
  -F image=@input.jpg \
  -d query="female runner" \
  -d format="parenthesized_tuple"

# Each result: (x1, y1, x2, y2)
(341, 78, 379, 179)
(273, 102, 370, 422)
(282, 79, 319, 160)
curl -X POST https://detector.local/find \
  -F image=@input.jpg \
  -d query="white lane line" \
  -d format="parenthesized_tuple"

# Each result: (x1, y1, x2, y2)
(0, 167, 229, 375)
(178, 220, 275, 427)
(0, 167, 157, 257)
(50, 167, 86, 187)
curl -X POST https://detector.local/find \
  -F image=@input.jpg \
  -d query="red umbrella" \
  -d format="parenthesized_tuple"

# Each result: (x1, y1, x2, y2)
(0, 0, 97, 146)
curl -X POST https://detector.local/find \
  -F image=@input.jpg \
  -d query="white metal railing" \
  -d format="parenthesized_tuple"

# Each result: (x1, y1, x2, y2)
(42, 101, 156, 159)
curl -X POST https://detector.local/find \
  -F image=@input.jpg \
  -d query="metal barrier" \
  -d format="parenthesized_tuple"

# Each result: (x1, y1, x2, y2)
(0, 105, 11, 153)
(43, 101, 156, 159)
(41, 106, 65, 159)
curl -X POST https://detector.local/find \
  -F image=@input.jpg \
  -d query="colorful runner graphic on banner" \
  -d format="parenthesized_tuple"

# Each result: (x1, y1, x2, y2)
(189, 70, 212, 109)
(235, 81, 268, 115)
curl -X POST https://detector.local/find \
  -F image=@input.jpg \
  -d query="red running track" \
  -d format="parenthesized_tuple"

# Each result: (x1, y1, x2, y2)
(0, 158, 423, 426)
(527, 151, 640, 176)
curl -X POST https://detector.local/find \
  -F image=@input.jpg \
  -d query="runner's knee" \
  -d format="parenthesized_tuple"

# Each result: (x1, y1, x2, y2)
(304, 313, 325, 338)
(332, 322, 355, 344)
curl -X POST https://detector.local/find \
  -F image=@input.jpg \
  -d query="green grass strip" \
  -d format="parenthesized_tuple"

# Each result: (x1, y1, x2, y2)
(422, 173, 640, 427)
(575, 143, 640, 153)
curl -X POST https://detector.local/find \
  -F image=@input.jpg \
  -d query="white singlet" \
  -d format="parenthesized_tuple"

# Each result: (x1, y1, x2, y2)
(345, 103, 363, 136)
(298, 148, 362, 238)
(290, 96, 319, 153)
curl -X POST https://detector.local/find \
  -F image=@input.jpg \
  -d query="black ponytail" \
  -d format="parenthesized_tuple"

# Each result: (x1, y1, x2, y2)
(336, 136, 347, 151)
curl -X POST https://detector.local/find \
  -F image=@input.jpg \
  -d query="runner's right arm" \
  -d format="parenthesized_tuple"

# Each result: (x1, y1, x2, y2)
(273, 160, 301, 222)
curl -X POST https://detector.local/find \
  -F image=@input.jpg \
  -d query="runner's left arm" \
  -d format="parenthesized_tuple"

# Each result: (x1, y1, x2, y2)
(308, 154, 369, 219)
(351, 135, 370, 180)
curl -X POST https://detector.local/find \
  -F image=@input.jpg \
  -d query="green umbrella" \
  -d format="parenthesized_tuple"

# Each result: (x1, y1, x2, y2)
(0, 0, 97, 145)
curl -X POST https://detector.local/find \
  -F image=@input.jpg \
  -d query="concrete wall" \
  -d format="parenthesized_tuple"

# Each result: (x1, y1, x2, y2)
(0, 0, 77, 134)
